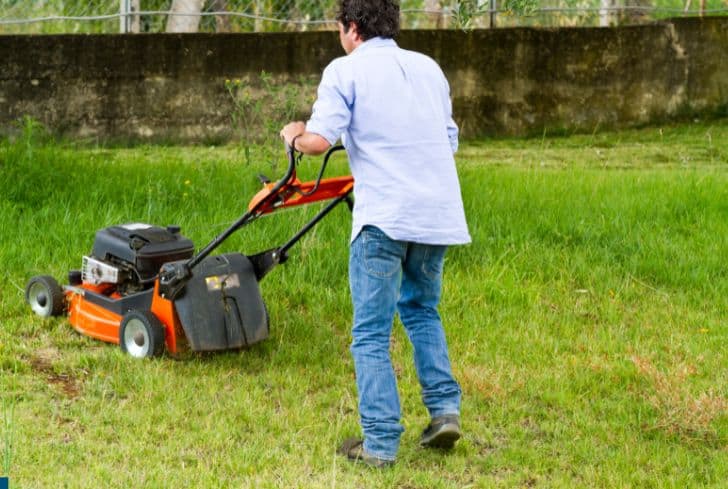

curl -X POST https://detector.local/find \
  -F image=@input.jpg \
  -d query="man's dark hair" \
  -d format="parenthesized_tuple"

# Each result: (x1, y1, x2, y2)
(337, 0, 400, 40)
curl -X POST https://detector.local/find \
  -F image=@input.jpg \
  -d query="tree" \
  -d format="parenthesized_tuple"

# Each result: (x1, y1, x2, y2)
(166, 0, 205, 33)
(120, 0, 141, 33)
(425, 0, 447, 28)
(600, 0, 618, 26)
(210, 0, 231, 32)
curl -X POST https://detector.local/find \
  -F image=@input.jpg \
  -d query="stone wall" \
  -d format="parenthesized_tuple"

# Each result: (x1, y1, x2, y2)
(0, 17, 725, 142)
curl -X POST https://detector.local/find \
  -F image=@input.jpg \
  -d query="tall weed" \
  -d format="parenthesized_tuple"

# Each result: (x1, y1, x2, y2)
(225, 71, 317, 169)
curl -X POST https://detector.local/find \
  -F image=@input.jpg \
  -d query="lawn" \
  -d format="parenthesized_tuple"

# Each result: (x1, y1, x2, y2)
(1, 119, 727, 488)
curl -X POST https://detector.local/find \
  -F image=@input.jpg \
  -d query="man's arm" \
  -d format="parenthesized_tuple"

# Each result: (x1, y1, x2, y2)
(280, 121, 331, 156)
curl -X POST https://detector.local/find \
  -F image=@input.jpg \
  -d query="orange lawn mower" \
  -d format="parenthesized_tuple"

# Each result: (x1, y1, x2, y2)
(25, 144, 353, 358)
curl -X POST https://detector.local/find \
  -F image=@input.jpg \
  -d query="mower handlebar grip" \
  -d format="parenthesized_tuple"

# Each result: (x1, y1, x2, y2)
(284, 140, 294, 159)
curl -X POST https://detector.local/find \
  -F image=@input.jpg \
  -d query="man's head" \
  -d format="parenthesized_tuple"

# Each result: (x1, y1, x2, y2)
(336, 0, 400, 42)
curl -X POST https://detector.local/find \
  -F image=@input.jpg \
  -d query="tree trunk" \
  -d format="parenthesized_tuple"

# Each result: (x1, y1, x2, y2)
(166, 0, 205, 33)
(425, 0, 446, 28)
(254, 0, 265, 33)
(621, 0, 651, 24)
(210, 0, 231, 32)
(119, 0, 141, 33)
(599, 0, 617, 26)
(130, 0, 140, 33)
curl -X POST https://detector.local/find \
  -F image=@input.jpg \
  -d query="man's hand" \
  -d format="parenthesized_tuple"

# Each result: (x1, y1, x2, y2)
(280, 121, 306, 147)
(279, 122, 332, 156)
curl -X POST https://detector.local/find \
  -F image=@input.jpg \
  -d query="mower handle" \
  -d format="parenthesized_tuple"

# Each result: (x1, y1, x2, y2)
(159, 142, 298, 298)
(194, 140, 302, 256)
(158, 142, 345, 299)
(284, 139, 294, 158)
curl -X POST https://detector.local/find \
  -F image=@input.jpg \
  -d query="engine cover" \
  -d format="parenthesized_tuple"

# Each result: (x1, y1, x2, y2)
(91, 223, 195, 281)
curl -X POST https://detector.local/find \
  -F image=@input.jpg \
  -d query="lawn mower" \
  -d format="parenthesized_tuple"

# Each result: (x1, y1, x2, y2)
(25, 143, 353, 358)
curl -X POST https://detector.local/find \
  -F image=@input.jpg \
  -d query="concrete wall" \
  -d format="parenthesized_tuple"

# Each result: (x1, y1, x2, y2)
(0, 17, 726, 143)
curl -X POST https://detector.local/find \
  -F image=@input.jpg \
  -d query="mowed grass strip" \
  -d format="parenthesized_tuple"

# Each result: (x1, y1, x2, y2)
(1, 119, 726, 488)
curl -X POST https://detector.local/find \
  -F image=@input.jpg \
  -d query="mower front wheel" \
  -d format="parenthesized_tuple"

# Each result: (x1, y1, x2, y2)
(25, 275, 65, 317)
(119, 310, 166, 358)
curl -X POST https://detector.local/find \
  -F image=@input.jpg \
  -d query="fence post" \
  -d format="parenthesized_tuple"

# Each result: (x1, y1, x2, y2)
(120, 0, 129, 32)
(490, 0, 497, 28)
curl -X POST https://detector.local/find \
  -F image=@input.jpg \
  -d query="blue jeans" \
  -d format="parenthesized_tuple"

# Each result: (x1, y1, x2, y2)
(349, 225, 461, 460)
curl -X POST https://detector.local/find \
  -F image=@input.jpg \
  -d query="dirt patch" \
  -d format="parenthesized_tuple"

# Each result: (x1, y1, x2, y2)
(28, 348, 83, 399)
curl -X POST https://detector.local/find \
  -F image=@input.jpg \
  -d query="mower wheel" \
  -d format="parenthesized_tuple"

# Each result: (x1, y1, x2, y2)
(119, 310, 166, 358)
(25, 275, 65, 317)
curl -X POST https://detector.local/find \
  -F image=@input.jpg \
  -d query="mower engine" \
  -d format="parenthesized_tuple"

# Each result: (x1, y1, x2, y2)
(82, 223, 194, 295)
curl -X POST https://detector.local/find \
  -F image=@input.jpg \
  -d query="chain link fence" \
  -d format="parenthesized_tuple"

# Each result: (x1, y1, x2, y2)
(0, 0, 726, 33)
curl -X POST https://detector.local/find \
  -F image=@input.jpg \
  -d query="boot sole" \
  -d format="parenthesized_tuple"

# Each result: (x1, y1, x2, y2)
(420, 424, 462, 449)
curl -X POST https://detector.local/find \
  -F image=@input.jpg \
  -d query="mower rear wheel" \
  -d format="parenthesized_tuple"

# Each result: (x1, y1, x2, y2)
(25, 275, 65, 317)
(119, 310, 166, 358)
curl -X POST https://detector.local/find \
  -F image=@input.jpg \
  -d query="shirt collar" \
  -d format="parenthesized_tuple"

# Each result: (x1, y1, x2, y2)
(351, 37, 397, 55)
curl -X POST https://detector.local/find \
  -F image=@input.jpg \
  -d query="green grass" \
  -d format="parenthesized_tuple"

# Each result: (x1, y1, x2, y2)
(1, 119, 727, 487)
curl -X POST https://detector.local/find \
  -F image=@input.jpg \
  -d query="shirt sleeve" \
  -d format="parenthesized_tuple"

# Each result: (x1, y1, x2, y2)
(306, 62, 353, 146)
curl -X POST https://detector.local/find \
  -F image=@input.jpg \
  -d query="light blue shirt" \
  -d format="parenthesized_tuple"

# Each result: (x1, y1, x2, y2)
(306, 37, 471, 245)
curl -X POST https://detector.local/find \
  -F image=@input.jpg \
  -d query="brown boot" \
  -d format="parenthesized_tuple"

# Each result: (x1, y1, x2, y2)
(338, 438, 395, 468)
(420, 415, 461, 449)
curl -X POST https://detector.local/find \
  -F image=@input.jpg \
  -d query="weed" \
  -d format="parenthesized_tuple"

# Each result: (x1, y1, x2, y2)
(631, 356, 727, 443)
(225, 71, 317, 169)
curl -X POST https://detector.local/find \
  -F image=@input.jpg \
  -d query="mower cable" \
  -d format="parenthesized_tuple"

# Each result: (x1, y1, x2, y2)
(132, 268, 160, 286)
(292, 144, 344, 198)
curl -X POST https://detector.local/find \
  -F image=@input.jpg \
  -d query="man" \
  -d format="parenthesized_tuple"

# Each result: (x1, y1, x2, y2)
(280, 0, 470, 467)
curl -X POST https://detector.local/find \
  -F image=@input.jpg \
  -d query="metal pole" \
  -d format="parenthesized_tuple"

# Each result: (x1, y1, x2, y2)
(120, 0, 130, 33)
(120, 0, 140, 33)
(490, 0, 497, 28)
(278, 191, 353, 257)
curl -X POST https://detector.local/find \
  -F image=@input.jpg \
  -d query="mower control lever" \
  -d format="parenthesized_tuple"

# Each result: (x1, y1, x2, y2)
(158, 261, 191, 300)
